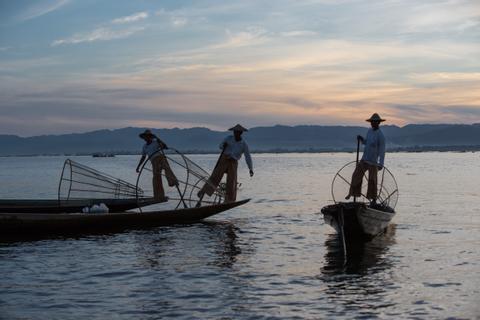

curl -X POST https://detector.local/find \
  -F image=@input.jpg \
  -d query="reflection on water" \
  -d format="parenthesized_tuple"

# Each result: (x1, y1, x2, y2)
(322, 225, 397, 275)
(319, 226, 398, 317)
(1, 153, 479, 319)
(132, 221, 242, 270)
(203, 221, 242, 268)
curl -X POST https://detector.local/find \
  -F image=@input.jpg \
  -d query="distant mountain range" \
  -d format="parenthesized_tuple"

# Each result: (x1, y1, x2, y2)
(0, 124, 479, 156)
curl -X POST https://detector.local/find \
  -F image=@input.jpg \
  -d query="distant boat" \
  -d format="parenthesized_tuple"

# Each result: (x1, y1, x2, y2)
(92, 152, 115, 157)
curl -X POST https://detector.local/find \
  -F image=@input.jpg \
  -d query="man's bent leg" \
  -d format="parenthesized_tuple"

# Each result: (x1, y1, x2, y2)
(198, 155, 228, 197)
(159, 156, 179, 187)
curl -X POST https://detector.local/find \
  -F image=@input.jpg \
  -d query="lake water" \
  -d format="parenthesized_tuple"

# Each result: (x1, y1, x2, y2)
(0, 153, 479, 319)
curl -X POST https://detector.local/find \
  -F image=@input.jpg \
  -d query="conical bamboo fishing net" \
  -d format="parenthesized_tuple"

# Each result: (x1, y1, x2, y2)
(331, 161, 398, 209)
(136, 148, 226, 210)
(58, 159, 143, 203)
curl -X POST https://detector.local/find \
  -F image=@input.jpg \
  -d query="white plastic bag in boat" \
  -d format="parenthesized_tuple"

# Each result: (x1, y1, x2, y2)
(83, 203, 109, 214)
(98, 203, 109, 213)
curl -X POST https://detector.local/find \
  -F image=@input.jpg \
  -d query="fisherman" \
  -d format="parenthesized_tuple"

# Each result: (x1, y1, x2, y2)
(136, 129, 178, 202)
(346, 113, 386, 203)
(197, 124, 254, 203)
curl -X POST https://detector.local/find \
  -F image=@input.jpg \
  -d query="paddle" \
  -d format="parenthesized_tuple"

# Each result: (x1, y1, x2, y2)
(353, 136, 360, 203)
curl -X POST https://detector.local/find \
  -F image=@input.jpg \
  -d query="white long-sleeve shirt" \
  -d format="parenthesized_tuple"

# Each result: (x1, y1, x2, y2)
(361, 128, 386, 167)
(220, 135, 253, 171)
(142, 139, 164, 159)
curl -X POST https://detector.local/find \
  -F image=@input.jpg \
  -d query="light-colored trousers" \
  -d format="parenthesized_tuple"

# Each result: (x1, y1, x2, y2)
(348, 160, 378, 200)
(199, 154, 238, 203)
(151, 155, 178, 200)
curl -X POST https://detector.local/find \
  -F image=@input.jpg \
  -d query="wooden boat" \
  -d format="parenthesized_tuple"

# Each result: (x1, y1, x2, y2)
(92, 152, 115, 157)
(0, 151, 250, 241)
(0, 198, 159, 214)
(321, 202, 395, 240)
(321, 160, 398, 242)
(0, 199, 250, 239)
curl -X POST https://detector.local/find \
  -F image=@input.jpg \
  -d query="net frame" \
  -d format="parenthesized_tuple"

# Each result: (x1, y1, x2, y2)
(331, 160, 398, 209)
(135, 148, 226, 211)
(58, 159, 144, 203)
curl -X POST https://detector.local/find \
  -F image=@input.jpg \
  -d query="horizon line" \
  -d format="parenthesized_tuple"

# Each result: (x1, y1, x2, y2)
(1, 122, 479, 138)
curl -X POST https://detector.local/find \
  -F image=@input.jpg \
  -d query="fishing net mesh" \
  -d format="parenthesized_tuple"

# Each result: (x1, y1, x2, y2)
(331, 161, 398, 209)
(136, 149, 226, 210)
(58, 159, 143, 203)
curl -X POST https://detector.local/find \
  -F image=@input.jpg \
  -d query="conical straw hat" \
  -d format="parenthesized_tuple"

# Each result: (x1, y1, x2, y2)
(228, 124, 248, 132)
(366, 113, 386, 122)
(139, 129, 155, 139)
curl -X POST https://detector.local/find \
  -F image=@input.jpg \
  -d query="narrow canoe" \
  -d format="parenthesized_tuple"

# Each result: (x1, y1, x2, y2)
(0, 199, 250, 239)
(0, 198, 159, 214)
(321, 202, 395, 240)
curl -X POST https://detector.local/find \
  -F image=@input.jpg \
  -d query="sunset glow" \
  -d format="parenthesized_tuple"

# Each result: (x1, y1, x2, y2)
(1, 0, 479, 136)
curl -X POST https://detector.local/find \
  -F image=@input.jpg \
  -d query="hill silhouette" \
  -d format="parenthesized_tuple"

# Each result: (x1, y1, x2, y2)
(0, 124, 478, 156)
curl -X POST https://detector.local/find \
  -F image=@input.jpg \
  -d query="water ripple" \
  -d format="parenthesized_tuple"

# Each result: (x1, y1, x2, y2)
(1, 154, 479, 319)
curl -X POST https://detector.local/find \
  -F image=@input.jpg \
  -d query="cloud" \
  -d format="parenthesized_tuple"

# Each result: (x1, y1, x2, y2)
(17, 0, 69, 21)
(171, 16, 188, 27)
(155, 9, 189, 27)
(215, 27, 269, 49)
(4, 0, 480, 135)
(409, 72, 480, 83)
(280, 30, 317, 37)
(51, 10, 149, 46)
(0, 56, 64, 72)
(111, 12, 149, 24)
(52, 26, 145, 46)
(403, 1, 480, 33)
(384, 104, 480, 124)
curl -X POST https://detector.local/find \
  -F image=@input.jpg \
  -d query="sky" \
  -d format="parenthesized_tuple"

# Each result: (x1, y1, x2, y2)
(0, 0, 479, 136)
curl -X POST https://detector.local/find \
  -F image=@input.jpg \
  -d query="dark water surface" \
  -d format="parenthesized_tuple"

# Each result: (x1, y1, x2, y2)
(0, 153, 479, 319)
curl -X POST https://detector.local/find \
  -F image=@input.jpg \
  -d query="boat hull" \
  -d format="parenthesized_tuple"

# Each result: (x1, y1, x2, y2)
(0, 199, 250, 239)
(0, 198, 158, 214)
(321, 202, 395, 240)
(357, 205, 395, 236)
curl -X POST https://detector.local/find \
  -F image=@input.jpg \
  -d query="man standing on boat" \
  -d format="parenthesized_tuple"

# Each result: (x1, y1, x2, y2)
(346, 113, 386, 203)
(197, 124, 254, 203)
(136, 129, 178, 202)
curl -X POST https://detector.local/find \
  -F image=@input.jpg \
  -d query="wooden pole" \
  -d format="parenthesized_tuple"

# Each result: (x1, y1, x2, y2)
(354, 137, 360, 203)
